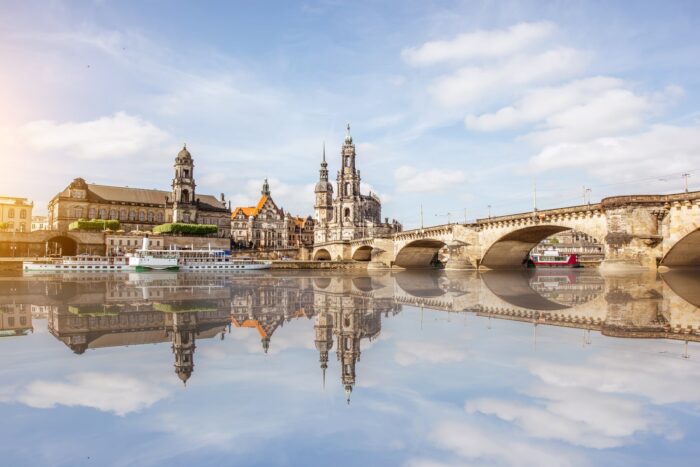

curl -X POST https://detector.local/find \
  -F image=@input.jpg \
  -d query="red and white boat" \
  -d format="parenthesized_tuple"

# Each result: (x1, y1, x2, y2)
(529, 249, 580, 268)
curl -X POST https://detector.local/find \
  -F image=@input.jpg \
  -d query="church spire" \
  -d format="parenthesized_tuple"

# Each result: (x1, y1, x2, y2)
(319, 143, 329, 182)
(344, 123, 353, 144)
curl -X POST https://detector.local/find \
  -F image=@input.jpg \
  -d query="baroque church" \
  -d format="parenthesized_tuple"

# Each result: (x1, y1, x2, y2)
(314, 125, 402, 243)
(47, 145, 231, 237)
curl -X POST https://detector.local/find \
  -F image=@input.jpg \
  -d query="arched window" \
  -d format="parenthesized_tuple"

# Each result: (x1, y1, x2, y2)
(181, 189, 189, 203)
(345, 157, 351, 167)
(147, 212, 154, 222)
(120, 209, 127, 220)
(74, 207, 83, 218)
(344, 208, 350, 219)
(19, 209, 26, 219)
(110, 209, 118, 219)
(139, 211, 146, 221)
(88, 208, 96, 219)
(157, 212, 164, 223)
(99, 208, 107, 219)
(8, 209, 14, 218)
(129, 211, 137, 221)
(345, 183, 350, 196)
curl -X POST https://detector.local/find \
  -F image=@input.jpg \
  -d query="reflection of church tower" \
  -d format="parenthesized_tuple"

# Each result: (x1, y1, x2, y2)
(168, 312, 198, 385)
(172, 144, 197, 224)
(335, 305, 361, 404)
(314, 310, 334, 387)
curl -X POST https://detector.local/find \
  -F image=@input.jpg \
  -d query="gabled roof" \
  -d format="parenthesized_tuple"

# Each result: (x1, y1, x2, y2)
(231, 195, 281, 220)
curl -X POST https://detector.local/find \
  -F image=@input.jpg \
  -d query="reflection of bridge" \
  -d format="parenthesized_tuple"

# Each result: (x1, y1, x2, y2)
(313, 191, 700, 269)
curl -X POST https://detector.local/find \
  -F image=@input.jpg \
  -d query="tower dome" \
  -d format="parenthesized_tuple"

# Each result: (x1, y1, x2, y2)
(176, 144, 192, 161)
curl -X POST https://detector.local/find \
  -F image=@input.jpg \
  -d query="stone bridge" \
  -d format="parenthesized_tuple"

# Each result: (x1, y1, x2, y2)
(312, 191, 700, 269)
(0, 230, 105, 256)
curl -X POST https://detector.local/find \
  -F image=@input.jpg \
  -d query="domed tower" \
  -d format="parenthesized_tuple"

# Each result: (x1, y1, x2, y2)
(314, 310, 334, 388)
(172, 144, 197, 223)
(169, 311, 197, 386)
(315, 144, 333, 219)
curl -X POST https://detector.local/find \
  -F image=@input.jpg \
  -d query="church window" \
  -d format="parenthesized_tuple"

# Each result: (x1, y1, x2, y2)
(344, 316, 351, 328)
(184, 169, 190, 178)
(345, 338, 352, 350)
(345, 156, 351, 167)
(345, 183, 350, 195)
(344, 208, 350, 219)
(181, 189, 189, 203)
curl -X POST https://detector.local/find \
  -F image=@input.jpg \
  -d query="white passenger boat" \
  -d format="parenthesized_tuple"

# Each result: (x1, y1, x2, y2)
(129, 236, 271, 272)
(23, 255, 131, 273)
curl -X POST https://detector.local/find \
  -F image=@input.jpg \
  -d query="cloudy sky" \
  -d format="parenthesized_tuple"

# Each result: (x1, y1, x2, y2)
(1, 0, 700, 226)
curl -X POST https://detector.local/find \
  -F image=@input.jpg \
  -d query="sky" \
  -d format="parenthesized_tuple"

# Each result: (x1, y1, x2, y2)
(1, 0, 700, 227)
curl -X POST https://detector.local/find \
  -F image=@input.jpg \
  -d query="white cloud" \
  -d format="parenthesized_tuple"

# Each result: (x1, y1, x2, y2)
(466, 387, 653, 449)
(4, 372, 170, 416)
(402, 22, 556, 67)
(19, 111, 170, 160)
(394, 340, 465, 366)
(430, 421, 580, 467)
(394, 165, 466, 193)
(430, 48, 588, 108)
(529, 124, 700, 181)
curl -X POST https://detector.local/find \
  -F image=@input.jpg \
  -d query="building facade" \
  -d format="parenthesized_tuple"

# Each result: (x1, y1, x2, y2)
(231, 180, 315, 250)
(314, 125, 401, 243)
(47, 145, 231, 237)
(0, 196, 33, 232)
(31, 216, 48, 231)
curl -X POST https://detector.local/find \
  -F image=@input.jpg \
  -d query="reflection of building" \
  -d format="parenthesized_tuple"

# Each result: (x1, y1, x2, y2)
(46, 281, 230, 384)
(0, 196, 33, 232)
(47, 145, 231, 236)
(314, 126, 401, 243)
(0, 303, 33, 337)
(231, 180, 315, 250)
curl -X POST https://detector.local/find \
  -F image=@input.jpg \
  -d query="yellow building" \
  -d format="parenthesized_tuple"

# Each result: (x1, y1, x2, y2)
(0, 196, 33, 233)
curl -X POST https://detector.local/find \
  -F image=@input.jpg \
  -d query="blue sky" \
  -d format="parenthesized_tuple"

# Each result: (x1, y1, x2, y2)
(1, 0, 700, 226)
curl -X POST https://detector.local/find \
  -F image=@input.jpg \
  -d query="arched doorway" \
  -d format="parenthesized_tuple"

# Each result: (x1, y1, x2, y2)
(47, 236, 78, 256)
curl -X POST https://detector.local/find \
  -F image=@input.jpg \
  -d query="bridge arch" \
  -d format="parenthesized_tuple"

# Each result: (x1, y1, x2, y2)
(351, 246, 372, 261)
(480, 225, 604, 269)
(47, 235, 78, 256)
(660, 227, 700, 267)
(313, 248, 332, 261)
(394, 239, 446, 269)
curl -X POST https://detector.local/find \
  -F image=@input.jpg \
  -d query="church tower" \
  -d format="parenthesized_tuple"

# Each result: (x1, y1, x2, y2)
(314, 144, 334, 242)
(172, 144, 197, 223)
(335, 305, 361, 404)
(314, 309, 334, 388)
(169, 311, 197, 385)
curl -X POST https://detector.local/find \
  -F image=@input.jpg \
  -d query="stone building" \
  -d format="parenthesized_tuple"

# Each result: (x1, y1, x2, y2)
(314, 125, 401, 243)
(0, 196, 33, 232)
(31, 215, 48, 231)
(47, 145, 231, 237)
(231, 179, 315, 250)
(533, 230, 605, 262)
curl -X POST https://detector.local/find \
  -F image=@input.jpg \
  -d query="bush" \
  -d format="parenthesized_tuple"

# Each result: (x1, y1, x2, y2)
(153, 223, 218, 235)
(0, 222, 10, 231)
(68, 219, 120, 231)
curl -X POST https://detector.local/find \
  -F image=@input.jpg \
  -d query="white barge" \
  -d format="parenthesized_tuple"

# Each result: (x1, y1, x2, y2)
(22, 255, 131, 273)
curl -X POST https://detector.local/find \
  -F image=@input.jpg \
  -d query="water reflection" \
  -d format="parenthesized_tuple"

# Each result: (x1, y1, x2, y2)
(3, 270, 700, 389)
(2, 269, 700, 466)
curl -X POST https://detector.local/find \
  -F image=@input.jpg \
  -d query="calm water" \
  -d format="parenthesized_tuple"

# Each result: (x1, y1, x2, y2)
(2, 269, 700, 467)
